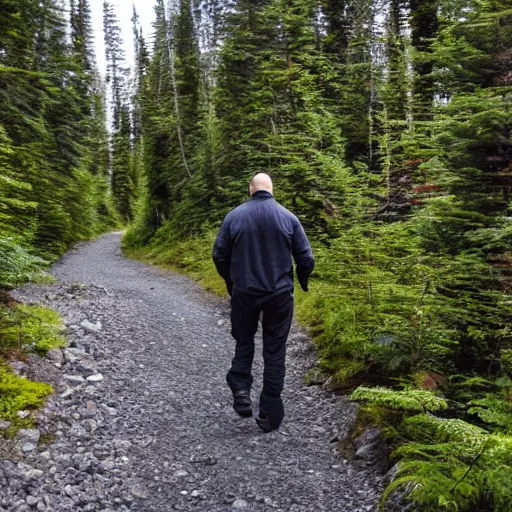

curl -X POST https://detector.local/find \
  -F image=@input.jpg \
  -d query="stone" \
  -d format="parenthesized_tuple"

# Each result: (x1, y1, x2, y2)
(9, 361, 28, 375)
(26, 496, 39, 506)
(20, 467, 44, 480)
(76, 363, 96, 376)
(21, 443, 37, 453)
(87, 374, 104, 383)
(353, 427, 389, 470)
(63, 349, 80, 364)
(17, 410, 30, 419)
(173, 469, 188, 478)
(63, 374, 86, 385)
(80, 320, 102, 334)
(232, 499, 249, 509)
(60, 389, 74, 399)
(80, 401, 97, 418)
(130, 487, 148, 499)
(0, 420, 11, 430)
(46, 348, 64, 367)
(16, 429, 40, 445)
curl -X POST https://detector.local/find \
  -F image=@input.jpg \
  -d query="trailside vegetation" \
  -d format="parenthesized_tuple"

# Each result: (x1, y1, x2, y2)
(0, 0, 119, 427)
(124, 1, 512, 510)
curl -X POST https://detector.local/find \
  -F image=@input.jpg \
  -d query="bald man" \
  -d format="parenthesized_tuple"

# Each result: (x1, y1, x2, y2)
(213, 173, 315, 432)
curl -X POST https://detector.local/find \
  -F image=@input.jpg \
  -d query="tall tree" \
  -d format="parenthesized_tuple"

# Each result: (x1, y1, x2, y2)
(103, 1, 134, 221)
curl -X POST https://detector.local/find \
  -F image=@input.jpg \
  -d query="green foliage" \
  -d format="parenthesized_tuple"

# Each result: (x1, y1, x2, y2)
(351, 387, 448, 413)
(0, 365, 53, 423)
(351, 385, 512, 512)
(0, 304, 65, 354)
(0, 0, 117, 262)
(0, 238, 47, 289)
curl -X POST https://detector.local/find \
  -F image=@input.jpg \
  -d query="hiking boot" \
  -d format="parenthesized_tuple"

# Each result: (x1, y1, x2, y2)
(255, 413, 273, 433)
(232, 389, 252, 418)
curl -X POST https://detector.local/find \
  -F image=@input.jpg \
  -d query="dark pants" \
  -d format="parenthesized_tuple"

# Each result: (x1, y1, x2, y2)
(227, 289, 294, 429)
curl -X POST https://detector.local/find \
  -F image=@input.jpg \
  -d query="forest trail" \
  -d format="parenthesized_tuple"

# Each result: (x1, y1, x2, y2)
(10, 233, 383, 511)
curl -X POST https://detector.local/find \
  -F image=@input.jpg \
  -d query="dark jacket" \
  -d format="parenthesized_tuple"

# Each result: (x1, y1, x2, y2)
(212, 190, 315, 296)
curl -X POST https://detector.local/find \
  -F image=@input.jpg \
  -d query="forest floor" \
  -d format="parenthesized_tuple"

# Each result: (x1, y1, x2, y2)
(2, 233, 384, 511)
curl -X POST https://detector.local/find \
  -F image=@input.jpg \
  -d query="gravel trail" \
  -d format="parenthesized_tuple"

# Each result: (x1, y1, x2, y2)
(4, 232, 383, 511)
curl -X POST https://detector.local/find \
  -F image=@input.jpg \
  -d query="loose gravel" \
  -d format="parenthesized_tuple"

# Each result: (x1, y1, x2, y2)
(2, 232, 384, 511)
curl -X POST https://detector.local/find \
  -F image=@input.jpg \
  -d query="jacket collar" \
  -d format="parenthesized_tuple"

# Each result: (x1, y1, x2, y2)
(251, 190, 273, 200)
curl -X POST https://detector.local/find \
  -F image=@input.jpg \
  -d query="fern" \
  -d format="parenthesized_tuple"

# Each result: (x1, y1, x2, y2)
(0, 237, 47, 289)
(351, 386, 448, 413)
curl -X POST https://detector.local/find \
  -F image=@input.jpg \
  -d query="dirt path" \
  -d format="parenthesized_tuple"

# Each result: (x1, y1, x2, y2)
(4, 233, 382, 511)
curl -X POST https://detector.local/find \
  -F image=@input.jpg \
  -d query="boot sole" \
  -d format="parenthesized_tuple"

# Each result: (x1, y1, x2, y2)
(234, 405, 253, 418)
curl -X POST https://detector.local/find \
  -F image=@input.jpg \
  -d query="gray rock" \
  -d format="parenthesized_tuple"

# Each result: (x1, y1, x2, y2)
(16, 429, 40, 445)
(353, 427, 389, 470)
(63, 348, 80, 364)
(0, 420, 11, 430)
(46, 348, 64, 367)
(63, 374, 86, 385)
(21, 443, 38, 453)
(76, 363, 96, 376)
(86, 374, 104, 382)
(80, 320, 102, 334)
(9, 360, 28, 375)
(17, 410, 30, 419)
(80, 400, 98, 418)
(232, 499, 249, 509)
(26, 496, 39, 506)
(19, 467, 44, 480)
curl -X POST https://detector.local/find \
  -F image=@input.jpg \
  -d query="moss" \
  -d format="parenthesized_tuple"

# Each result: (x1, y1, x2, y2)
(0, 365, 53, 425)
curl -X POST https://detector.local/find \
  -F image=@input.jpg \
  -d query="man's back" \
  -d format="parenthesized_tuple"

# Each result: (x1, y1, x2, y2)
(213, 174, 314, 432)
(213, 190, 314, 296)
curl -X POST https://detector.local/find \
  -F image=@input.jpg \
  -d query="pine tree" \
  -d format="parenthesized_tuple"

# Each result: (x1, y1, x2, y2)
(409, 0, 439, 120)
(103, 1, 134, 221)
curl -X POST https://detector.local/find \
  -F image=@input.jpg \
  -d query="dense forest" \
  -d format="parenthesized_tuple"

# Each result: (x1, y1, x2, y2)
(1, 0, 512, 510)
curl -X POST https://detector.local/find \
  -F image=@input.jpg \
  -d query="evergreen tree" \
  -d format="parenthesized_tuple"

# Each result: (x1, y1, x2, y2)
(103, 1, 134, 221)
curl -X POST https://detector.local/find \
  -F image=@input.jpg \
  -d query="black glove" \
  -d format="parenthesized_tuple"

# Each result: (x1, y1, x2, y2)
(298, 275, 309, 292)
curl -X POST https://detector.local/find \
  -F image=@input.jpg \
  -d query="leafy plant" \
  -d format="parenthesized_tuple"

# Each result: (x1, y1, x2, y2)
(0, 237, 47, 289)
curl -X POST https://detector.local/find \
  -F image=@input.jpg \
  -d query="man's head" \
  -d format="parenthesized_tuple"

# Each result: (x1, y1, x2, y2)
(250, 173, 273, 196)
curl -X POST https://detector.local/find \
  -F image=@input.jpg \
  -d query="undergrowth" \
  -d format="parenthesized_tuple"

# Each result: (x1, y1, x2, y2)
(0, 365, 53, 426)
(0, 239, 63, 430)
(0, 304, 66, 354)
(351, 381, 512, 511)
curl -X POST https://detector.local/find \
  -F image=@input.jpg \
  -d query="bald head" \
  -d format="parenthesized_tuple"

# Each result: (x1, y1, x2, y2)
(250, 173, 273, 196)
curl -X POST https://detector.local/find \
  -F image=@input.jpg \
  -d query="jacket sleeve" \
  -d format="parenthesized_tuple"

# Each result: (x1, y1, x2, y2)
(212, 218, 233, 294)
(292, 219, 315, 292)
